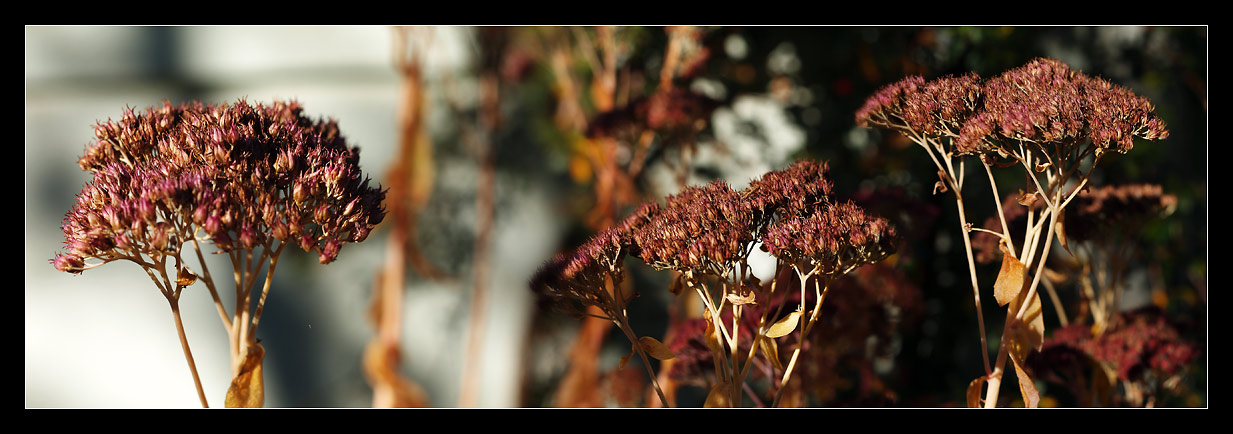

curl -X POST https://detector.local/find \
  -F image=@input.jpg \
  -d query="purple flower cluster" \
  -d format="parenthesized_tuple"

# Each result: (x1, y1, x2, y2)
(52, 99, 386, 273)
(1033, 307, 1199, 383)
(761, 201, 897, 272)
(857, 58, 1169, 155)
(531, 160, 897, 301)
(1065, 183, 1177, 242)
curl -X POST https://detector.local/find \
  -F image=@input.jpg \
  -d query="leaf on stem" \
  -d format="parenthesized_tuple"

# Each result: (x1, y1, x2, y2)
(704, 382, 732, 408)
(993, 244, 1026, 307)
(703, 310, 724, 355)
(759, 337, 783, 371)
(765, 311, 802, 338)
(933, 170, 948, 195)
(638, 336, 676, 360)
(725, 290, 757, 306)
(1010, 356, 1040, 408)
(1005, 284, 1045, 408)
(224, 343, 266, 408)
(175, 267, 197, 287)
(1054, 209, 1071, 253)
(966, 375, 988, 408)
(1006, 288, 1045, 361)
(1017, 190, 1038, 207)
(619, 351, 633, 370)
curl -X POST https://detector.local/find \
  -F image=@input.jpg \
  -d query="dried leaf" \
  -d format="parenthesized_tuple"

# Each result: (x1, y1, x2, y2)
(765, 311, 802, 338)
(638, 336, 676, 360)
(703, 310, 724, 355)
(966, 375, 987, 408)
(224, 343, 266, 408)
(703, 382, 732, 408)
(176, 267, 197, 287)
(618, 351, 633, 370)
(758, 337, 783, 371)
(1010, 355, 1040, 408)
(1034, 161, 1051, 172)
(1091, 360, 1117, 406)
(1054, 208, 1070, 253)
(934, 170, 949, 195)
(1006, 289, 1045, 362)
(993, 245, 1026, 307)
(725, 290, 757, 306)
(1017, 191, 1039, 207)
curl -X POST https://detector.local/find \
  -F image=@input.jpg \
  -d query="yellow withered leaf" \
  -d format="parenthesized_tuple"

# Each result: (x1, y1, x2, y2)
(225, 343, 266, 408)
(703, 310, 724, 355)
(765, 311, 801, 338)
(993, 245, 1026, 307)
(759, 337, 783, 371)
(638, 336, 675, 361)
(704, 382, 732, 408)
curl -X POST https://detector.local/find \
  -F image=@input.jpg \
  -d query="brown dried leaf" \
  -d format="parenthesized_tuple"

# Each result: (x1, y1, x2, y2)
(1006, 289, 1045, 362)
(619, 350, 633, 370)
(765, 311, 802, 338)
(966, 375, 987, 408)
(725, 290, 757, 306)
(1010, 355, 1040, 408)
(1054, 208, 1070, 253)
(703, 382, 732, 408)
(758, 337, 783, 371)
(934, 170, 949, 195)
(993, 245, 1027, 307)
(176, 267, 197, 287)
(703, 310, 724, 355)
(224, 343, 266, 408)
(1017, 191, 1039, 207)
(1034, 161, 1051, 172)
(638, 336, 676, 361)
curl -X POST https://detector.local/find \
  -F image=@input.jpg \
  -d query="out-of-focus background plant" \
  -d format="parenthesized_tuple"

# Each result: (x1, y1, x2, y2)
(26, 26, 1205, 407)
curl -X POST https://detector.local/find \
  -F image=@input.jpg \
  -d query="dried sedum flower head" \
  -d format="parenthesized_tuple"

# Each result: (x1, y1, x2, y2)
(761, 201, 897, 273)
(858, 58, 1169, 156)
(628, 180, 756, 274)
(529, 226, 627, 313)
(52, 99, 387, 272)
(1064, 183, 1177, 242)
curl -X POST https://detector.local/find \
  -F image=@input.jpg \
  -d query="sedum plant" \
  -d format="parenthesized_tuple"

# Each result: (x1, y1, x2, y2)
(857, 58, 1168, 407)
(51, 99, 386, 407)
(531, 160, 897, 407)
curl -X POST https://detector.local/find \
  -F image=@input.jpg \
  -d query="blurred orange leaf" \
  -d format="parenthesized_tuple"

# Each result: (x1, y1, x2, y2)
(638, 336, 675, 360)
(966, 375, 987, 408)
(704, 382, 731, 408)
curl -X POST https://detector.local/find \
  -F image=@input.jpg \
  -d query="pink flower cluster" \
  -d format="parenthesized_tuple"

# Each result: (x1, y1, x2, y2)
(52, 99, 386, 273)
(857, 58, 1169, 155)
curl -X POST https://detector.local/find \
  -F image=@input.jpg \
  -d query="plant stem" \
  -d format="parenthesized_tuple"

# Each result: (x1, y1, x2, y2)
(167, 297, 209, 408)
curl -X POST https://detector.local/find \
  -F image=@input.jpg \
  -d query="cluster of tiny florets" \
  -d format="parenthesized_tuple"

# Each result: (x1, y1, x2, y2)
(1032, 307, 1199, 383)
(532, 160, 898, 299)
(52, 99, 386, 273)
(761, 201, 897, 272)
(628, 181, 756, 273)
(857, 58, 1169, 156)
(1065, 183, 1177, 242)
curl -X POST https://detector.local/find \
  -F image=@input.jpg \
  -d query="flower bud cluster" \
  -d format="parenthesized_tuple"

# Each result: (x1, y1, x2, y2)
(532, 160, 897, 300)
(857, 58, 1169, 156)
(761, 201, 897, 273)
(1032, 307, 1198, 383)
(53, 99, 386, 273)
(1064, 183, 1176, 242)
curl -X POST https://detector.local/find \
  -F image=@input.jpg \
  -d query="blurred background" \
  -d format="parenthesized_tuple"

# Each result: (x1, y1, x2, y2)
(25, 26, 1206, 408)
